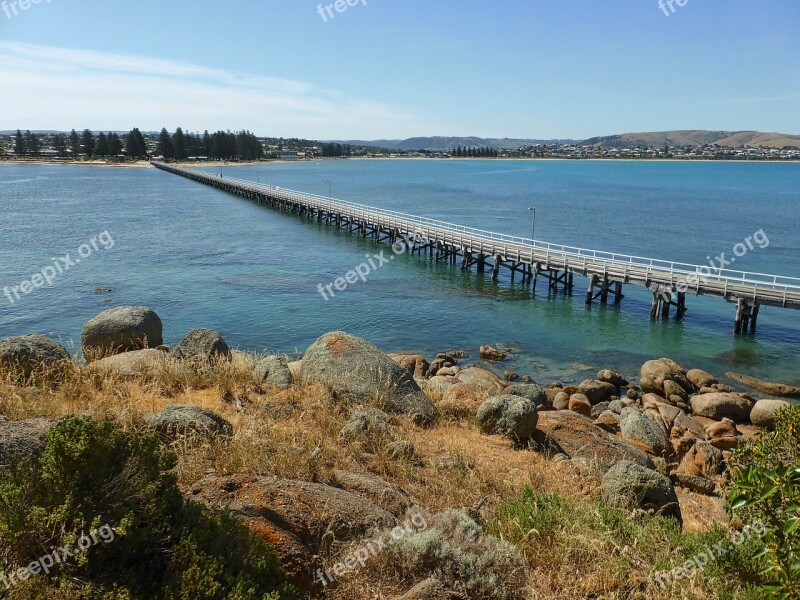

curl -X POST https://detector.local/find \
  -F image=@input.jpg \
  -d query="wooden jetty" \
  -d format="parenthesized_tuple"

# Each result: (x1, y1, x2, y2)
(153, 162, 800, 334)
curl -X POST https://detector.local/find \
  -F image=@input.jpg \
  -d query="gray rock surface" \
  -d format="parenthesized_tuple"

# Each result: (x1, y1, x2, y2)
(81, 306, 163, 361)
(476, 394, 538, 442)
(533, 411, 655, 473)
(302, 332, 437, 425)
(601, 460, 681, 521)
(0, 417, 53, 465)
(253, 355, 292, 389)
(749, 399, 792, 430)
(619, 410, 670, 457)
(690, 392, 754, 422)
(0, 334, 71, 383)
(144, 404, 232, 440)
(173, 328, 230, 363)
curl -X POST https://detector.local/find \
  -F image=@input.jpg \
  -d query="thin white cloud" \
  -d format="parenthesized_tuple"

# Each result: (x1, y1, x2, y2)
(729, 92, 800, 104)
(0, 41, 423, 138)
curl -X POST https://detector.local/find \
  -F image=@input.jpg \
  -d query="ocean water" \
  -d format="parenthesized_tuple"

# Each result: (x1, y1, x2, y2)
(1, 159, 799, 391)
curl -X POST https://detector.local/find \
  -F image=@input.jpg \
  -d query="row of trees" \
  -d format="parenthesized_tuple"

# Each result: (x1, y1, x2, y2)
(156, 128, 264, 161)
(452, 146, 499, 158)
(14, 128, 147, 159)
(11, 127, 264, 161)
(320, 143, 353, 157)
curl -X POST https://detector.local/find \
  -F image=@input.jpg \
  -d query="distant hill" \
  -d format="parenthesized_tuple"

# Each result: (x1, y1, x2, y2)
(333, 136, 577, 151)
(582, 130, 800, 149)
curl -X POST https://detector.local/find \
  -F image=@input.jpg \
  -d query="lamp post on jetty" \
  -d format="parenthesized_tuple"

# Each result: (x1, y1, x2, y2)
(528, 206, 537, 243)
(327, 179, 332, 199)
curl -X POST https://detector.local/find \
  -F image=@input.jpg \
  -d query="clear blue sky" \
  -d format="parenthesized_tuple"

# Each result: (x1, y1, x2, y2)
(1, 0, 798, 139)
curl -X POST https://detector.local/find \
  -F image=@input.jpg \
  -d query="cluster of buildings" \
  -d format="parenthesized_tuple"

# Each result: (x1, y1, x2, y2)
(504, 144, 800, 161)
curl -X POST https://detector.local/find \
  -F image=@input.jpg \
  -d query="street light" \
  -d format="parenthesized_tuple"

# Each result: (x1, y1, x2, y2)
(528, 207, 537, 242)
(327, 179, 332, 198)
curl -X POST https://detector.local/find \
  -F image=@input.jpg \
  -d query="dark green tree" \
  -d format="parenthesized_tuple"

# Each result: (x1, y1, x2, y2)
(202, 130, 212, 157)
(69, 129, 81, 158)
(53, 134, 68, 157)
(125, 128, 147, 159)
(108, 132, 123, 156)
(14, 130, 25, 156)
(172, 127, 187, 160)
(95, 132, 109, 157)
(157, 128, 174, 158)
(25, 131, 40, 156)
(81, 129, 95, 157)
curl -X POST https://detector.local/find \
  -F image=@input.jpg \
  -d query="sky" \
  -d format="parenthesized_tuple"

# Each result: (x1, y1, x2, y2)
(1, 0, 798, 140)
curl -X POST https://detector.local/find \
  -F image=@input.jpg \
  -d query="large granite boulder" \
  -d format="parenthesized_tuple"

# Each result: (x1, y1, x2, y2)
(89, 348, 170, 378)
(749, 399, 792, 430)
(173, 328, 230, 363)
(253, 356, 292, 389)
(639, 358, 695, 399)
(144, 404, 232, 440)
(502, 383, 548, 406)
(690, 392, 754, 422)
(0, 417, 53, 465)
(339, 407, 393, 441)
(601, 460, 681, 521)
(388, 353, 431, 379)
(0, 334, 71, 383)
(687, 368, 718, 389)
(619, 409, 670, 457)
(302, 332, 437, 425)
(191, 474, 395, 591)
(455, 367, 506, 395)
(331, 470, 411, 516)
(577, 379, 616, 404)
(476, 395, 538, 442)
(533, 410, 654, 473)
(81, 306, 163, 361)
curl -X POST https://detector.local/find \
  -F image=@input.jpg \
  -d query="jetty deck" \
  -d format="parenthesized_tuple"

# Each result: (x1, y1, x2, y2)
(153, 162, 800, 334)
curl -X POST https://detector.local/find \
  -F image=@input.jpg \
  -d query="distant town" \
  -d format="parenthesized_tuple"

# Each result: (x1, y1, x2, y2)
(1, 128, 799, 162)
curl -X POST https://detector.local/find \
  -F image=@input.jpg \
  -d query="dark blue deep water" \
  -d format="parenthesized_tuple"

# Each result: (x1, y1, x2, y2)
(1, 160, 798, 389)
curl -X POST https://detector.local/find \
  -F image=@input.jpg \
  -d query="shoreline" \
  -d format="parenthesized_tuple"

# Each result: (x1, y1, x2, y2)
(2, 156, 798, 168)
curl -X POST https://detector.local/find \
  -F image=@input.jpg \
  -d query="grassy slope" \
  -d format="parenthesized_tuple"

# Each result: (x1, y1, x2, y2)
(0, 354, 766, 599)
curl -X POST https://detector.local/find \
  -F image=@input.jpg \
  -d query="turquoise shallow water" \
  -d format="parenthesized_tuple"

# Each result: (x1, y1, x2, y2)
(1, 160, 798, 390)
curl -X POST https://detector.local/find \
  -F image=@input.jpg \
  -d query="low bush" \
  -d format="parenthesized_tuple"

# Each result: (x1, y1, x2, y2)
(728, 405, 800, 598)
(0, 417, 294, 599)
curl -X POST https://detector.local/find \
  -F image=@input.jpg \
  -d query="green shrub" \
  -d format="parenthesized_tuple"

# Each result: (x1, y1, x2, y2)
(385, 509, 525, 599)
(728, 405, 800, 598)
(0, 417, 293, 599)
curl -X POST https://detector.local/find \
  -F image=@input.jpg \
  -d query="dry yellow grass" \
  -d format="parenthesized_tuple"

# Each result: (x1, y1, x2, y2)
(0, 356, 758, 599)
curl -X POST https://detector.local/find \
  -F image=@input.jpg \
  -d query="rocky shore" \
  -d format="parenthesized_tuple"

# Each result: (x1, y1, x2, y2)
(0, 305, 796, 599)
